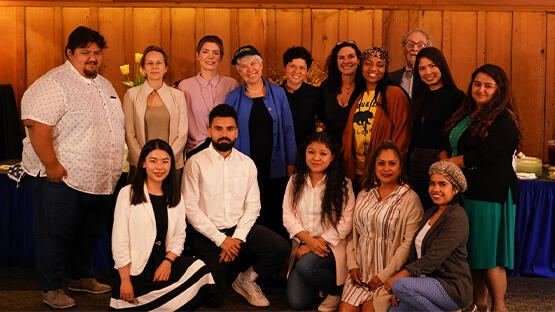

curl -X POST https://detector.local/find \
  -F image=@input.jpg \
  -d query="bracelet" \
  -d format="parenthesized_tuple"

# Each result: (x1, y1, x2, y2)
(164, 257, 174, 264)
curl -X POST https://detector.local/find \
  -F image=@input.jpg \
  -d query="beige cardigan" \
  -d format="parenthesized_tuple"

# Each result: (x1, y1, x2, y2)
(346, 186, 423, 311)
(123, 82, 188, 169)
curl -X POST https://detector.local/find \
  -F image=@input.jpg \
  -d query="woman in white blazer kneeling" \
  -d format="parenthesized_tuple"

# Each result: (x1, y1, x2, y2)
(110, 139, 213, 311)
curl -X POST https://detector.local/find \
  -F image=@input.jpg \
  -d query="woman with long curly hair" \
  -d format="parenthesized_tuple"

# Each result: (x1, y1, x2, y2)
(340, 140, 423, 312)
(283, 132, 355, 312)
(441, 64, 521, 312)
(408, 47, 464, 210)
(320, 41, 365, 143)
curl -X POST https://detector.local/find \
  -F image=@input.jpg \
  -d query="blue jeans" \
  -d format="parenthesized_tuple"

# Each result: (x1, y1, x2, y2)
(25, 175, 113, 291)
(388, 277, 460, 312)
(286, 250, 338, 310)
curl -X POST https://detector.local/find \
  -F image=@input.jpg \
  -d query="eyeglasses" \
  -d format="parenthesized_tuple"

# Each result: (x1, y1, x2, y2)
(336, 40, 356, 46)
(404, 41, 427, 49)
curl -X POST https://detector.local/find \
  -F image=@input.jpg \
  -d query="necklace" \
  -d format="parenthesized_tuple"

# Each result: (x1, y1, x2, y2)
(246, 82, 264, 94)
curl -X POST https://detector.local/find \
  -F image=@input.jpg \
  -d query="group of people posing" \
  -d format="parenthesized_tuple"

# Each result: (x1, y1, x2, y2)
(20, 25, 520, 312)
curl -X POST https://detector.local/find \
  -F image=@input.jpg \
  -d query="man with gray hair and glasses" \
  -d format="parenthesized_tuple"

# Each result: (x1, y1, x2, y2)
(389, 29, 432, 98)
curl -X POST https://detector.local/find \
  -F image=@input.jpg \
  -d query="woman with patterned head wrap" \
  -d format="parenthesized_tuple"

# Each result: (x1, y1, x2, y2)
(342, 47, 411, 193)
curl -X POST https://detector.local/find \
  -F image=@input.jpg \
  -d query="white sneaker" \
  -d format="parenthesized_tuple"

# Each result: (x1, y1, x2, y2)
(318, 294, 340, 312)
(232, 271, 270, 307)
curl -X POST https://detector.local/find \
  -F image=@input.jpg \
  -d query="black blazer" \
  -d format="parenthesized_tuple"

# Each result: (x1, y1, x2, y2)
(404, 203, 473, 309)
(445, 109, 519, 203)
(388, 68, 404, 86)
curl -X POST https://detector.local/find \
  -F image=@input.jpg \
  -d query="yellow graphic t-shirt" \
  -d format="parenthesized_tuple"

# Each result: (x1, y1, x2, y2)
(353, 90, 377, 175)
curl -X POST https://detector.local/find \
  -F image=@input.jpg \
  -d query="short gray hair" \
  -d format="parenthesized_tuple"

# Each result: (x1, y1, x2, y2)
(401, 29, 432, 47)
(235, 55, 263, 71)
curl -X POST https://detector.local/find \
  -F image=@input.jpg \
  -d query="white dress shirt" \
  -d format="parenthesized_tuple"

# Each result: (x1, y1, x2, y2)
(282, 174, 355, 247)
(400, 66, 414, 97)
(21, 60, 125, 195)
(182, 144, 260, 246)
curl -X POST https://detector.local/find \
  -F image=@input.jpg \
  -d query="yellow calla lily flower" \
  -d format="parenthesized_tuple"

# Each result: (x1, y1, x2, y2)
(119, 64, 130, 76)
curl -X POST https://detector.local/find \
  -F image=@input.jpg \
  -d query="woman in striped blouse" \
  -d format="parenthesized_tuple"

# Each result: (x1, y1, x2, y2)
(340, 140, 423, 312)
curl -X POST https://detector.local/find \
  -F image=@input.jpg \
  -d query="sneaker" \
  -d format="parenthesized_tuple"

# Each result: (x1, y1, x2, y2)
(67, 278, 111, 294)
(232, 271, 270, 307)
(318, 294, 340, 312)
(42, 289, 76, 309)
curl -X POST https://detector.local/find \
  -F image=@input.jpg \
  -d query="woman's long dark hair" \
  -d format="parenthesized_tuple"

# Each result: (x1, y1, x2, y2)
(362, 140, 408, 191)
(410, 47, 459, 131)
(130, 139, 180, 207)
(322, 41, 365, 95)
(444, 64, 521, 146)
(291, 132, 348, 228)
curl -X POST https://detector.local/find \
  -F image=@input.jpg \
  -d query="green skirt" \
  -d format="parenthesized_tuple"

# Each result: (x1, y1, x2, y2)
(464, 189, 515, 270)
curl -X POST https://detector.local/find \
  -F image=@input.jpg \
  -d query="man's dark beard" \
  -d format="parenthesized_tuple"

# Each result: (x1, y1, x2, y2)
(84, 62, 98, 78)
(212, 137, 235, 152)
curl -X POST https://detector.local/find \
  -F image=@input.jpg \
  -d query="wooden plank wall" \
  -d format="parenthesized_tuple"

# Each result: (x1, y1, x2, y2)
(0, 5, 553, 160)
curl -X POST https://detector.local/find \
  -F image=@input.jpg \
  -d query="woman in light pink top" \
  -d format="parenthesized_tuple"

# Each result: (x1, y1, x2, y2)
(178, 35, 238, 158)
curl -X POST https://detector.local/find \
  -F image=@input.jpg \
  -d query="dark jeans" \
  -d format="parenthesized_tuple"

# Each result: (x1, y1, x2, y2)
(286, 251, 339, 310)
(188, 224, 290, 306)
(24, 175, 113, 291)
(257, 176, 289, 239)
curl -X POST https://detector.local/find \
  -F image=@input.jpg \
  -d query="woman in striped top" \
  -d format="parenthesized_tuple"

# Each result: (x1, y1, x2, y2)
(340, 140, 423, 312)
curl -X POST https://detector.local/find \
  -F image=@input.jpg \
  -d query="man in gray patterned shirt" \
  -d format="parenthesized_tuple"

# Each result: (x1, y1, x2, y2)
(21, 26, 125, 309)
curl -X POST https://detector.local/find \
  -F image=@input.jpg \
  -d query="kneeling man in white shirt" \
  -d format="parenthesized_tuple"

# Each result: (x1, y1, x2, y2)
(182, 104, 290, 307)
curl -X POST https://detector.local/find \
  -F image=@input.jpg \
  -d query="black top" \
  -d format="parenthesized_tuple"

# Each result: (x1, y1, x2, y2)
(404, 203, 473, 309)
(249, 97, 273, 179)
(281, 82, 323, 147)
(149, 193, 168, 248)
(443, 109, 519, 203)
(140, 193, 168, 279)
(320, 79, 364, 143)
(411, 87, 464, 150)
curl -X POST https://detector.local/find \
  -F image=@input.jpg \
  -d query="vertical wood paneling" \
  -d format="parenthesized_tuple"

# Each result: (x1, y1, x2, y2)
(546, 13, 555, 159)
(382, 10, 408, 71)
(485, 12, 512, 76)
(275, 9, 303, 63)
(345, 9, 373, 50)
(373, 9, 383, 47)
(311, 9, 339, 65)
(409, 10, 443, 50)
(302, 8, 312, 49)
(25, 7, 58, 86)
(512, 12, 546, 158)
(443, 11, 477, 92)
(133, 8, 162, 54)
(98, 8, 126, 99)
(238, 9, 267, 61)
(203, 9, 233, 77)
(170, 8, 196, 84)
(0, 7, 22, 107)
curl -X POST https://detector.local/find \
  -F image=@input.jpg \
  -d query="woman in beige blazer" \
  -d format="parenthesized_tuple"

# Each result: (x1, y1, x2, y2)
(123, 45, 188, 181)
